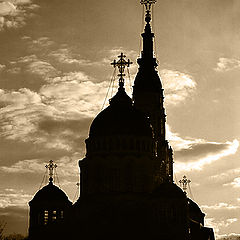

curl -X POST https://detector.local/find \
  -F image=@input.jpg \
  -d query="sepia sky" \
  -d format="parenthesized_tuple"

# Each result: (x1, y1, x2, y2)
(0, 0, 240, 238)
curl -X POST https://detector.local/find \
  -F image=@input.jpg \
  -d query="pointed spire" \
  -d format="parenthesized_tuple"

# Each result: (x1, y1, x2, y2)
(45, 160, 57, 184)
(111, 53, 132, 90)
(138, 0, 157, 67)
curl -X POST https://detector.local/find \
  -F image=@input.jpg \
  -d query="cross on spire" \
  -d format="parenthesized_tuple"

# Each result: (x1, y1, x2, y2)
(179, 175, 191, 193)
(140, 0, 156, 23)
(45, 160, 57, 183)
(111, 53, 132, 89)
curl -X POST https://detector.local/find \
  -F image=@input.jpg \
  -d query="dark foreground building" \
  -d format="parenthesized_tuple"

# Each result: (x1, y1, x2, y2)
(29, 1, 215, 240)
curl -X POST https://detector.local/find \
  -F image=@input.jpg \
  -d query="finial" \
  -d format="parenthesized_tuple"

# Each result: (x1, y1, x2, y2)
(179, 175, 191, 193)
(140, 0, 156, 23)
(111, 53, 132, 89)
(45, 160, 57, 184)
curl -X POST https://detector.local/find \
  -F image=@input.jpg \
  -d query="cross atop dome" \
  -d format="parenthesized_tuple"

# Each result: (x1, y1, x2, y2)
(140, 0, 156, 23)
(179, 175, 191, 193)
(111, 53, 132, 89)
(45, 160, 57, 184)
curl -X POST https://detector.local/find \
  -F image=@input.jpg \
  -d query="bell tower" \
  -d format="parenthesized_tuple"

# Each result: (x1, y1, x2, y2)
(133, 0, 173, 183)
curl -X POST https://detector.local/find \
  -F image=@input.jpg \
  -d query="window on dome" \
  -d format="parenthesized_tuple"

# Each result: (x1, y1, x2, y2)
(60, 210, 64, 219)
(52, 210, 57, 221)
(44, 210, 48, 225)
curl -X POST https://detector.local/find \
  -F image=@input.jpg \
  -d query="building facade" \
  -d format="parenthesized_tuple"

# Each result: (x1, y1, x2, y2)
(29, 1, 215, 240)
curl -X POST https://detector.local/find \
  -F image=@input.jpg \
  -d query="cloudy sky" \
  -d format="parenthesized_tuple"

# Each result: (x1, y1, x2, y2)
(0, 0, 239, 238)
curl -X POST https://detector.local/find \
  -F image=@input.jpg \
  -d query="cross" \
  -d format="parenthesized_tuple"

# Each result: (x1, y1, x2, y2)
(179, 175, 191, 192)
(45, 160, 57, 183)
(111, 53, 132, 89)
(140, 0, 156, 12)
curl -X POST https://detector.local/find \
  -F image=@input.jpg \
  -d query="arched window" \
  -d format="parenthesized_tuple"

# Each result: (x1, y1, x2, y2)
(60, 210, 64, 219)
(44, 210, 48, 225)
(52, 210, 57, 221)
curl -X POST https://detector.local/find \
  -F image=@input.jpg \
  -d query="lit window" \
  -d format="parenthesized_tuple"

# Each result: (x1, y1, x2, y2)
(60, 211, 64, 219)
(52, 210, 57, 221)
(44, 210, 48, 225)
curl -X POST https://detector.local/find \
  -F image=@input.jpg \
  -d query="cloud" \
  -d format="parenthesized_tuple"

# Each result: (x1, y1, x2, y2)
(40, 77, 110, 118)
(202, 203, 240, 210)
(0, 67, 109, 151)
(217, 233, 240, 240)
(205, 218, 239, 236)
(0, 159, 44, 174)
(0, 0, 39, 31)
(0, 64, 6, 71)
(49, 48, 91, 66)
(174, 139, 239, 172)
(0, 156, 80, 189)
(31, 36, 54, 48)
(0, 189, 31, 209)
(16, 55, 59, 79)
(214, 57, 240, 72)
(0, 88, 41, 106)
(201, 201, 240, 237)
(209, 169, 240, 186)
(224, 177, 240, 188)
(160, 69, 196, 105)
(175, 142, 235, 162)
(0, 2, 16, 16)
(166, 126, 239, 172)
(101, 48, 138, 64)
(47, 71, 90, 84)
(0, 88, 48, 142)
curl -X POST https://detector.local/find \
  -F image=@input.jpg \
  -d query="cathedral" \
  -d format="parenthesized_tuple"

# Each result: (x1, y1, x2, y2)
(28, 1, 215, 240)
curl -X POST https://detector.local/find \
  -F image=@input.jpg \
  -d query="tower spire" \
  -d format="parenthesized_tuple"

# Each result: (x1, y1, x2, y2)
(140, 0, 156, 23)
(111, 53, 132, 89)
(138, 0, 157, 66)
(45, 160, 57, 184)
(133, 0, 173, 184)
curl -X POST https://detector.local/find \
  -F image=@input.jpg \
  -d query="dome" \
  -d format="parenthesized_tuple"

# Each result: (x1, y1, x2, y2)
(153, 182, 186, 198)
(89, 87, 152, 138)
(29, 182, 72, 206)
(188, 198, 203, 214)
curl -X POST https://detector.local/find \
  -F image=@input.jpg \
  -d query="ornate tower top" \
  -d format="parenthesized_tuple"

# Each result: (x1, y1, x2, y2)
(140, 0, 156, 23)
(111, 53, 132, 89)
(45, 160, 57, 184)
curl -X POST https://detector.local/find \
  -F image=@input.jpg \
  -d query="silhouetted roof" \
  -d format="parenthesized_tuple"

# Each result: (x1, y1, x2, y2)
(89, 87, 152, 138)
(29, 182, 72, 206)
(153, 182, 186, 198)
(188, 198, 204, 215)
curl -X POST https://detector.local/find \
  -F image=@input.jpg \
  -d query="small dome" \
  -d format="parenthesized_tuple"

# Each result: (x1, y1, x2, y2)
(29, 182, 72, 206)
(188, 198, 203, 213)
(153, 182, 186, 198)
(89, 88, 152, 138)
(188, 198, 205, 217)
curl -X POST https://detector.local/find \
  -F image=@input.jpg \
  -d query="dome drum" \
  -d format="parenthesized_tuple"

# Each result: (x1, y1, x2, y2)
(86, 135, 154, 156)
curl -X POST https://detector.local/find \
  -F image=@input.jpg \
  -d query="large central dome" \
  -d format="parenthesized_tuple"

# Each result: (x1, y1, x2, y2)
(89, 87, 152, 138)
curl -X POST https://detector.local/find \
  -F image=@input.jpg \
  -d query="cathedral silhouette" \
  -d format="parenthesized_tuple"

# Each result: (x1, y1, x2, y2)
(28, 1, 215, 240)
